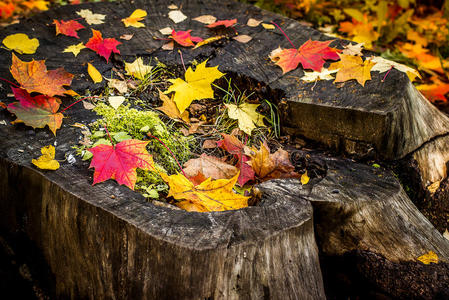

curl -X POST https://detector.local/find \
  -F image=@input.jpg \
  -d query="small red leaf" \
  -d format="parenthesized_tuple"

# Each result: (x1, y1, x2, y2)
(85, 29, 121, 62)
(53, 19, 85, 38)
(206, 19, 237, 28)
(170, 29, 203, 47)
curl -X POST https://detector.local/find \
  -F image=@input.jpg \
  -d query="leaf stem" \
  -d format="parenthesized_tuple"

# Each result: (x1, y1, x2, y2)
(0, 77, 19, 88)
(60, 95, 99, 113)
(178, 50, 186, 72)
(147, 134, 187, 177)
(103, 123, 114, 145)
(381, 66, 394, 83)
(271, 21, 295, 48)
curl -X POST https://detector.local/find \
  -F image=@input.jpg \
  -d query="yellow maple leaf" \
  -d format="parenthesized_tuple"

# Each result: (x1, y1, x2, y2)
(417, 250, 439, 264)
(63, 43, 86, 57)
(32, 145, 60, 170)
(160, 172, 249, 212)
(339, 16, 379, 49)
(329, 54, 375, 86)
(87, 63, 102, 83)
(22, 0, 49, 11)
(225, 102, 265, 135)
(165, 60, 224, 113)
(2, 33, 39, 54)
(125, 57, 152, 80)
(156, 89, 190, 123)
(122, 9, 147, 28)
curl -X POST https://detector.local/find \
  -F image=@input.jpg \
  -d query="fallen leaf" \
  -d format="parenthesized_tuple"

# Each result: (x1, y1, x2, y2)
(233, 35, 252, 43)
(329, 54, 375, 86)
(119, 34, 134, 40)
(427, 180, 441, 194)
(159, 27, 172, 35)
(10, 53, 74, 97)
(206, 19, 237, 28)
(193, 15, 217, 25)
(156, 90, 189, 123)
(339, 18, 380, 49)
(270, 39, 340, 74)
(107, 79, 128, 94)
(63, 42, 86, 56)
(301, 68, 338, 82)
(184, 153, 239, 180)
(202, 139, 217, 148)
(124, 57, 152, 80)
(160, 172, 249, 212)
(170, 29, 203, 47)
(444, 229, 449, 241)
(342, 42, 364, 56)
(82, 101, 95, 110)
(2, 33, 39, 54)
(247, 18, 262, 27)
(301, 172, 310, 185)
(368, 56, 421, 82)
(89, 139, 155, 190)
(246, 141, 299, 181)
(193, 35, 226, 49)
(85, 29, 121, 62)
(165, 60, 224, 113)
(162, 41, 174, 50)
(168, 10, 187, 23)
(417, 250, 439, 264)
(7, 87, 63, 135)
(108, 96, 125, 110)
(262, 23, 275, 29)
(32, 145, 60, 170)
(167, 4, 178, 9)
(417, 77, 449, 102)
(225, 102, 265, 135)
(87, 63, 102, 83)
(76, 9, 105, 25)
(122, 9, 147, 28)
(53, 19, 85, 38)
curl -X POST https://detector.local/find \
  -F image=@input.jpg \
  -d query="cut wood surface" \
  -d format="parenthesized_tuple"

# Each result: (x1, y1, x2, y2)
(0, 0, 448, 299)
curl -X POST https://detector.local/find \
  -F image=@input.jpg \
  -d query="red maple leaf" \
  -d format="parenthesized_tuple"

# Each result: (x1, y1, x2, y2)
(206, 19, 237, 28)
(85, 29, 121, 62)
(7, 87, 63, 135)
(270, 39, 341, 73)
(53, 19, 85, 38)
(89, 139, 155, 190)
(217, 133, 255, 186)
(170, 30, 203, 47)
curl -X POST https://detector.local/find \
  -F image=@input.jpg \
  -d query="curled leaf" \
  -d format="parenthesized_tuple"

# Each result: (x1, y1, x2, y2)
(32, 145, 60, 170)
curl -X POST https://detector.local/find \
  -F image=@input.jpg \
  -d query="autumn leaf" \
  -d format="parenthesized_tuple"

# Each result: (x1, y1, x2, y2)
(89, 139, 155, 190)
(32, 145, 60, 170)
(87, 63, 102, 83)
(7, 87, 63, 135)
(206, 19, 237, 28)
(368, 56, 421, 82)
(124, 57, 152, 80)
(339, 18, 380, 49)
(122, 9, 147, 28)
(0, 2, 14, 19)
(63, 42, 86, 57)
(2, 33, 39, 54)
(246, 141, 299, 181)
(417, 77, 449, 102)
(193, 15, 217, 25)
(165, 60, 224, 113)
(398, 43, 443, 73)
(329, 54, 375, 86)
(417, 251, 439, 264)
(301, 68, 338, 82)
(170, 29, 203, 47)
(160, 172, 249, 212)
(225, 102, 265, 135)
(85, 29, 121, 62)
(341, 42, 364, 56)
(156, 90, 190, 123)
(193, 35, 226, 49)
(76, 9, 105, 25)
(269, 39, 340, 74)
(53, 19, 85, 38)
(168, 10, 187, 23)
(183, 153, 239, 181)
(10, 54, 74, 97)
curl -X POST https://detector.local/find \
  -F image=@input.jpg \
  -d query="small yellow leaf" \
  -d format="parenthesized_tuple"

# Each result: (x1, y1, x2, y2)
(77, 9, 105, 25)
(87, 63, 102, 83)
(63, 43, 86, 57)
(124, 57, 152, 80)
(262, 23, 275, 29)
(122, 9, 147, 28)
(156, 90, 190, 123)
(301, 171, 310, 185)
(32, 145, 60, 170)
(2, 33, 39, 54)
(417, 251, 439, 264)
(225, 103, 265, 135)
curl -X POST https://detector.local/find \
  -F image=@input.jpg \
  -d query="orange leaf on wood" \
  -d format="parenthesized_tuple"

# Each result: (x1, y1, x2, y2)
(417, 77, 449, 103)
(10, 53, 74, 97)
(85, 29, 121, 62)
(53, 19, 85, 38)
(206, 19, 237, 28)
(329, 54, 375, 86)
(269, 39, 340, 74)
(170, 29, 203, 47)
(89, 139, 155, 190)
(183, 153, 239, 181)
(7, 87, 63, 135)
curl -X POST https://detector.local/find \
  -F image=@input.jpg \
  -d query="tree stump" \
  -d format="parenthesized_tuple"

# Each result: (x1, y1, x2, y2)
(0, 0, 448, 299)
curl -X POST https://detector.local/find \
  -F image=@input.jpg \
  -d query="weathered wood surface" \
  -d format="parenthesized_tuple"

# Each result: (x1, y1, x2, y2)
(258, 154, 449, 299)
(0, 0, 448, 298)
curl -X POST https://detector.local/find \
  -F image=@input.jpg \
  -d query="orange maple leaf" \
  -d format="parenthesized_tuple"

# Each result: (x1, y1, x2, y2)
(7, 87, 63, 135)
(206, 19, 237, 28)
(269, 39, 340, 74)
(89, 139, 155, 190)
(339, 18, 379, 49)
(85, 29, 121, 62)
(170, 29, 203, 47)
(417, 77, 449, 103)
(53, 19, 85, 38)
(329, 54, 375, 86)
(10, 53, 74, 97)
